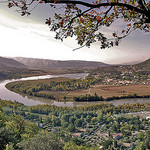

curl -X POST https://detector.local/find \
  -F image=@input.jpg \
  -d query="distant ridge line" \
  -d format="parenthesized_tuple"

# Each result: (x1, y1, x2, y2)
(0, 56, 26, 68)
(13, 57, 109, 69)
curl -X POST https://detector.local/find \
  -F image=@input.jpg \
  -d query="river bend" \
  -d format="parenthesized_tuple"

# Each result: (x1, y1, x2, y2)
(0, 73, 149, 107)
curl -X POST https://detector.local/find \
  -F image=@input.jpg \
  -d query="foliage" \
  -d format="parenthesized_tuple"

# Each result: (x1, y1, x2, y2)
(0, 99, 150, 149)
(6, 0, 150, 49)
(102, 139, 112, 149)
(0, 67, 47, 80)
(6, 76, 100, 100)
(0, 110, 39, 150)
(74, 93, 150, 101)
(63, 142, 99, 150)
(19, 131, 63, 150)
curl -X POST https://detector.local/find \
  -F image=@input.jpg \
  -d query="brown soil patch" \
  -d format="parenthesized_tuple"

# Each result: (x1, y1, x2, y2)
(68, 84, 150, 99)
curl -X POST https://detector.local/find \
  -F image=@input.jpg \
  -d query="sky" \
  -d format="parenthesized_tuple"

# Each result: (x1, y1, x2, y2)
(0, 1, 150, 64)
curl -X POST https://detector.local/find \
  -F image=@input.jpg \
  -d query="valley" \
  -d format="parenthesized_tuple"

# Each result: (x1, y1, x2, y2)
(0, 56, 150, 150)
(4, 57, 150, 103)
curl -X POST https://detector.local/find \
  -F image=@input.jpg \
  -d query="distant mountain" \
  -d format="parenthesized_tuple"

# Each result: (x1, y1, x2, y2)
(135, 58, 150, 70)
(120, 60, 143, 65)
(13, 57, 109, 69)
(0, 57, 26, 68)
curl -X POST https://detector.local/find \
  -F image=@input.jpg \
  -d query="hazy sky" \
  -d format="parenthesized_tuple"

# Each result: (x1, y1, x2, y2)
(0, 1, 150, 64)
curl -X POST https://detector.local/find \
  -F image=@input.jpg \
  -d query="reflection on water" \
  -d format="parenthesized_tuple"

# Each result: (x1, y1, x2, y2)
(0, 73, 88, 106)
(0, 73, 149, 107)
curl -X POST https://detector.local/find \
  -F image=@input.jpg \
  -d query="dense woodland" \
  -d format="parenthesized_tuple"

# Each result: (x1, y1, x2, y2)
(0, 100, 150, 149)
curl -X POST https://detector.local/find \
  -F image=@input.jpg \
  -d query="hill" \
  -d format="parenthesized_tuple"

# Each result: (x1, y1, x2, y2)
(0, 56, 26, 68)
(135, 58, 150, 70)
(13, 57, 109, 69)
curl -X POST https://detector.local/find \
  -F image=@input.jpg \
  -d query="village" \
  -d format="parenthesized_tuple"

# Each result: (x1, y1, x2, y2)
(67, 111, 150, 149)
(28, 108, 150, 150)
(91, 65, 150, 86)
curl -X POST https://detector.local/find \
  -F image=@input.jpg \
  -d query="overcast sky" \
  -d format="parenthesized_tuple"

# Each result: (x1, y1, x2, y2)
(0, 1, 150, 64)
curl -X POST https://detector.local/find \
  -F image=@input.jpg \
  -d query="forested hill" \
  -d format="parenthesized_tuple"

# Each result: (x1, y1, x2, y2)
(13, 57, 109, 69)
(135, 58, 150, 70)
(0, 56, 26, 68)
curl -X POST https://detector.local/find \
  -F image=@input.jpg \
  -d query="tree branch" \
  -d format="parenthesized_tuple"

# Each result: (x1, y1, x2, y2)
(64, 7, 93, 28)
(44, 0, 150, 20)
(137, 0, 147, 10)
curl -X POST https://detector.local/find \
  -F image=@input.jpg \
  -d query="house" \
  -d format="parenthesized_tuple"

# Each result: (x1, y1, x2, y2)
(78, 129, 87, 132)
(140, 130, 146, 133)
(50, 129, 57, 134)
(133, 131, 139, 136)
(123, 143, 134, 148)
(72, 133, 82, 137)
(112, 133, 123, 140)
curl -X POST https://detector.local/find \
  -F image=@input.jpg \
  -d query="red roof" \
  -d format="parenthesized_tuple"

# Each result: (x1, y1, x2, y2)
(72, 133, 82, 136)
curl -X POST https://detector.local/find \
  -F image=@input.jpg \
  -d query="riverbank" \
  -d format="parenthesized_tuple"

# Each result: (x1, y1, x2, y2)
(5, 74, 96, 101)
(6, 77, 150, 101)
(6, 77, 150, 103)
(1, 73, 150, 107)
(73, 93, 150, 102)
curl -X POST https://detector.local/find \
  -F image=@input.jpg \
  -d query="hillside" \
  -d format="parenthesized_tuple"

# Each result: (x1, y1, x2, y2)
(0, 56, 26, 68)
(135, 58, 150, 70)
(13, 57, 109, 69)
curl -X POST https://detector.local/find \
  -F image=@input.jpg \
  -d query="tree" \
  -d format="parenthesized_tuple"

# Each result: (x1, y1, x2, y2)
(69, 116, 76, 124)
(75, 119, 83, 127)
(137, 132, 144, 141)
(6, 0, 150, 49)
(19, 131, 63, 150)
(86, 115, 92, 123)
(62, 121, 69, 128)
(63, 141, 99, 150)
(134, 141, 144, 150)
(68, 124, 76, 132)
(91, 117, 98, 124)
(114, 140, 117, 148)
(102, 139, 112, 149)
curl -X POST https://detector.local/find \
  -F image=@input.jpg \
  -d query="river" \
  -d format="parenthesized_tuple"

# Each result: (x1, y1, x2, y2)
(0, 73, 150, 107)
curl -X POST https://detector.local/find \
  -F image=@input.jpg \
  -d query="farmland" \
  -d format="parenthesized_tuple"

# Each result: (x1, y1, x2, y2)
(69, 84, 150, 99)
(6, 76, 150, 101)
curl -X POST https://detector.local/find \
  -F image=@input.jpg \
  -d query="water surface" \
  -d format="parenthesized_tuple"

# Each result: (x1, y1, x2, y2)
(0, 73, 149, 107)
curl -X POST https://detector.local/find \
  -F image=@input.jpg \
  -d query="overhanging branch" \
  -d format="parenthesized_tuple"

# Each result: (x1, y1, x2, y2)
(44, 0, 150, 20)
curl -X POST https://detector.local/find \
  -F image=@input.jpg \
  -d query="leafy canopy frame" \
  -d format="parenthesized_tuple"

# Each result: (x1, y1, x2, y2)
(5, 0, 150, 49)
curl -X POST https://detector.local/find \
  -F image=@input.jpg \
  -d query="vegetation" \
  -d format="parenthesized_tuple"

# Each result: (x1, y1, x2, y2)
(6, 76, 100, 100)
(73, 93, 150, 102)
(0, 60, 86, 80)
(6, 0, 150, 49)
(0, 67, 48, 80)
(0, 99, 150, 149)
(6, 67, 150, 101)
(19, 131, 63, 150)
(13, 57, 108, 69)
(135, 58, 150, 70)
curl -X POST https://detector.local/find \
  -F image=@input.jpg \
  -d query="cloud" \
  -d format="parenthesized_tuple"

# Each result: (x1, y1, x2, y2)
(0, 11, 103, 61)
(0, 7, 150, 64)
